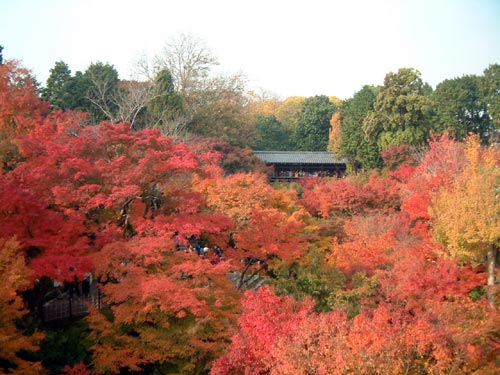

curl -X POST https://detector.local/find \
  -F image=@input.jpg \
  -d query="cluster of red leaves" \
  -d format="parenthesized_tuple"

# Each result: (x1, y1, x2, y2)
(59, 362, 92, 375)
(0, 60, 49, 138)
(299, 174, 401, 218)
(381, 143, 419, 171)
(401, 133, 466, 223)
(1, 117, 229, 282)
(214, 268, 499, 375)
(211, 286, 315, 375)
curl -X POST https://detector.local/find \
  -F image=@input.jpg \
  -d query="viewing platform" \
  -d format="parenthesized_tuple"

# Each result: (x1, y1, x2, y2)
(253, 151, 347, 182)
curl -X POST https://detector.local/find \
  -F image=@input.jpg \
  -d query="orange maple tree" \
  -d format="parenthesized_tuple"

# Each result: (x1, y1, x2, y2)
(194, 172, 309, 288)
(0, 238, 44, 374)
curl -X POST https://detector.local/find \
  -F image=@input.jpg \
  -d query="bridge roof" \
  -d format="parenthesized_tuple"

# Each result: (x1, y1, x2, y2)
(253, 151, 347, 165)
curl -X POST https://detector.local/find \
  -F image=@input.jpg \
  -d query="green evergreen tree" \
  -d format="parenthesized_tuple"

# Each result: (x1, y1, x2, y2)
(482, 64, 500, 140)
(432, 75, 490, 141)
(83, 62, 119, 123)
(363, 68, 433, 152)
(254, 114, 290, 150)
(68, 71, 91, 112)
(295, 95, 336, 151)
(338, 85, 382, 170)
(148, 68, 183, 120)
(42, 61, 75, 110)
(146, 68, 185, 136)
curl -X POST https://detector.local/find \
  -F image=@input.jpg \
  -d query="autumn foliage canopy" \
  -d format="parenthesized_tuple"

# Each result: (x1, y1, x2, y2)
(1, 59, 500, 375)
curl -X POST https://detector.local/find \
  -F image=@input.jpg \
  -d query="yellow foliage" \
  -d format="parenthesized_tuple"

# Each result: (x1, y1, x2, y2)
(328, 96, 342, 106)
(328, 112, 342, 153)
(431, 135, 500, 261)
(281, 96, 306, 106)
(276, 96, 306, 123)
(248, 98, 282, 118)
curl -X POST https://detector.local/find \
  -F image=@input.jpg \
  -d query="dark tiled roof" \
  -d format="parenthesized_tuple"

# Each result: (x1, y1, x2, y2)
(253, 151, 347, 164)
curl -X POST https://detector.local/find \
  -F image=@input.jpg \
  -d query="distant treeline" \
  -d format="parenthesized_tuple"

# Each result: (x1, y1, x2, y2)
(3, 38, 499, 171)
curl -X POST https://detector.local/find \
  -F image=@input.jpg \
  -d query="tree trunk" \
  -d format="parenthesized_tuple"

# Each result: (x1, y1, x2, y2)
(486, 244, 498, 308)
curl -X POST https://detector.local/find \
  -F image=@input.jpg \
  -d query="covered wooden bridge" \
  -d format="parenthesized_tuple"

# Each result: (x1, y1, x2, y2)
(253, 151, 347, 182)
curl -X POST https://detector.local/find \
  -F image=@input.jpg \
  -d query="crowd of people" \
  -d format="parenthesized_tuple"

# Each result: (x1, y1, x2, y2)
(175, 236, 224, 265)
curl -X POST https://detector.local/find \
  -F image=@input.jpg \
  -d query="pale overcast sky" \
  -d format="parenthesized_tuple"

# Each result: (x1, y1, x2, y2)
(1, 0, 499, 99)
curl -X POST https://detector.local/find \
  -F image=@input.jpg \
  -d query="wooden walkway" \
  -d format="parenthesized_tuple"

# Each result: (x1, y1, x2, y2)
(42, 288, 101, 322)
(228, 271, 266, 290)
